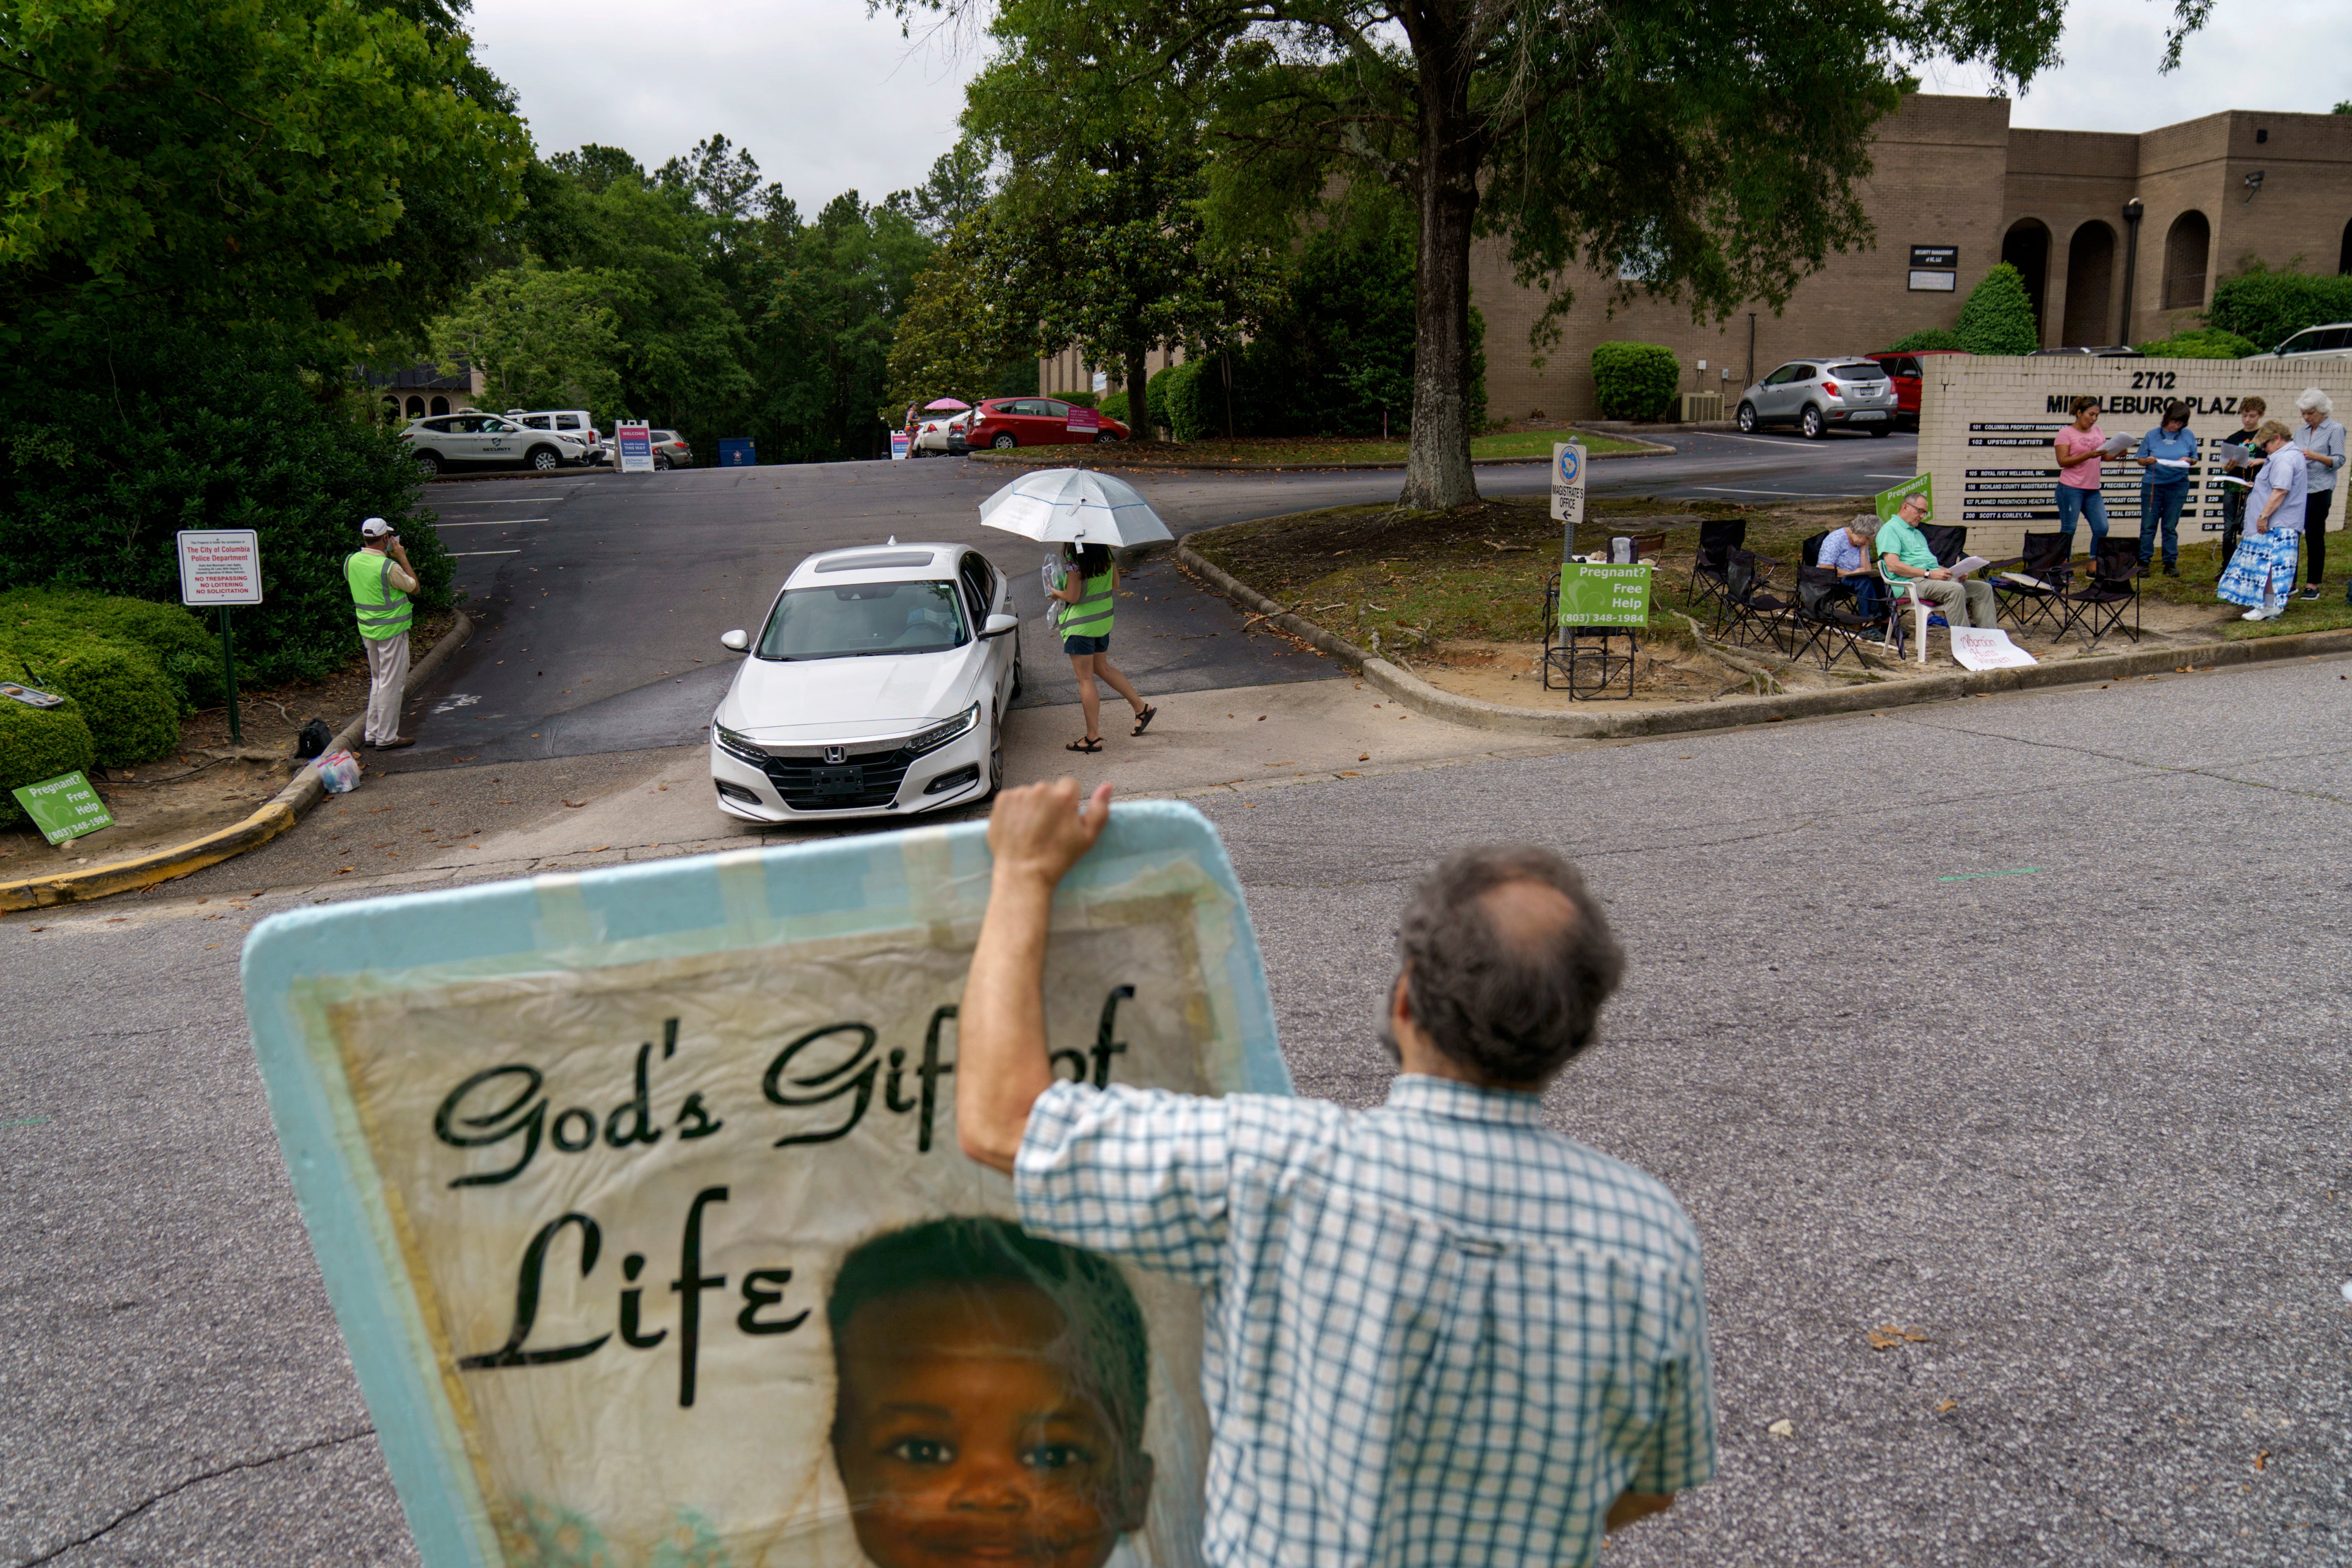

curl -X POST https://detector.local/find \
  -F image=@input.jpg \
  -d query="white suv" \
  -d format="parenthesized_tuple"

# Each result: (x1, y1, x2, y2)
(507, 409, 604, 463)
(2251, 322, 2352, 361)
(400, 413, 589, 475)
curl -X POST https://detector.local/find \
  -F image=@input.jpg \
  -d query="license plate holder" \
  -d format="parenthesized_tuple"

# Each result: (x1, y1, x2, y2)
(811, 764, 862, 796)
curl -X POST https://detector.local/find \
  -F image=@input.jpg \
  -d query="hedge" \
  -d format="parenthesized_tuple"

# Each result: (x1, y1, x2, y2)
(2136, 327, 2260, 359)
(2206, 268, 2352, 353)
(1954, 265, 2039, 355)
(1099, 390, 1130, 424)
(0, 693, 97, 827)
(1883, 329, 1967, 353)
(1164, 359, 1217, 442)
(1591, 342, 1681, 421)
(1146, 364, 1177, 435)
(0, 632, 180, 767)
(0, 587, 218, 709)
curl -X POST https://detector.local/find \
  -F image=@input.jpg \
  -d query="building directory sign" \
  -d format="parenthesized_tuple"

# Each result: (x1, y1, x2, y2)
(1908, 244, 1958, 293)
(615, 422, 655, 474)
(175, 529, 262, 606)
(240, 804, 1290, 1568)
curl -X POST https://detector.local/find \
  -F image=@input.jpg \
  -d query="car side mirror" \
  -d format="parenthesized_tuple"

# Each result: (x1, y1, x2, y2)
(980, 613, 1019, 639)
(720, 629, 749, 652)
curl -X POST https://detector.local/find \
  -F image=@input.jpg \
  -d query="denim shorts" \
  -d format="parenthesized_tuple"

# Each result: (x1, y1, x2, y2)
(1062, 633, 1110, 656)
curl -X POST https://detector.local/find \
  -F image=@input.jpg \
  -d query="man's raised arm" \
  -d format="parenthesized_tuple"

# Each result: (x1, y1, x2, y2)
(956, 779, 1114, 1173)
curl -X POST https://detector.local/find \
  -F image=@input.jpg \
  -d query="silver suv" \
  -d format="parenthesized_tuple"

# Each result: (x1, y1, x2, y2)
(2252, 321, 2352, 361)
(1735, 358, 1900, 439)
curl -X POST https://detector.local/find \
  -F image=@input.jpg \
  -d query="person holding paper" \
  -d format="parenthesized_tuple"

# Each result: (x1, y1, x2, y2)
(1877, 489, 1996, 630)
(2132, 400, 2196, 577)
(2217, 421, 2308, 621)
(958, 781, 1716, 1568)
(2051, 396, 2111, 562)
(2216, 398, 2266, 567)
(2291, 388, 2343, 599)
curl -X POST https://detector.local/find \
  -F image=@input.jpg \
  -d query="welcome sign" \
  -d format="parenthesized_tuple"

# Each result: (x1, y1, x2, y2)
(242, 804, 1289, 1568)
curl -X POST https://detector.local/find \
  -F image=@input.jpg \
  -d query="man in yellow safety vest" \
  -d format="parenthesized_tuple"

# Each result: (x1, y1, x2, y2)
(348, 517, 419, 750)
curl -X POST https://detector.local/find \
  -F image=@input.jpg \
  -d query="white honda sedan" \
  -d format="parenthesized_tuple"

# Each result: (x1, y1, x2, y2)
(709, 543, 1021, 821)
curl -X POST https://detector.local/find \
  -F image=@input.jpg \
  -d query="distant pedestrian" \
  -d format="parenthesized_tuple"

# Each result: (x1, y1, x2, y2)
(957, 785, 1716, 1567)
(2216, 397, 2266, 567)
(348, 517, 418, 750)
(1050, 541, 1154, 752)
(2052, 395, 2112, 562)
(2217, 421, 2307, 622)
(2131, 399, 2196, 576)
(2291, 388, 2343, 598)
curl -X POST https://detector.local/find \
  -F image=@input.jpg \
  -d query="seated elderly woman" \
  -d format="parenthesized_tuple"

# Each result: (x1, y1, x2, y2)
(1816, 515, 1887, 617)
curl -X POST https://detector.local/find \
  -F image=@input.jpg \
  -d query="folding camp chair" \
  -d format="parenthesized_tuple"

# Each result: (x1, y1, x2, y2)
(2059, 537, 2142, 648)
(1720, 549, 1796, 653)
(1921, 523, 1970, 569)
(1541, 577, 1639, 698)
(1689, 518, 1746, 623)
(1791, 566, 1873, 671)
(1988, 530, 2074, 633)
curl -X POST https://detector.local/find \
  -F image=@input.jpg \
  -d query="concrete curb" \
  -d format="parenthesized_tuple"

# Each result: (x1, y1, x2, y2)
(1175, 538, 2352, 739)
(0, 611, 476, 912)
(972, 438, 1674, 473)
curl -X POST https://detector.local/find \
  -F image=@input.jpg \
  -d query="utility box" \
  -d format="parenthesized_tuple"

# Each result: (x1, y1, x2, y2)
(1680, 391, 1725, 423)
(718, 438, 757, 467)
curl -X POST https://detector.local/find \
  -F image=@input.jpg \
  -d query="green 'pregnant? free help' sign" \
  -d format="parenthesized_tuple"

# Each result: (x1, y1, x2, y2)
(13, 770, 114, 845)
(1557, 563, 1653, 627)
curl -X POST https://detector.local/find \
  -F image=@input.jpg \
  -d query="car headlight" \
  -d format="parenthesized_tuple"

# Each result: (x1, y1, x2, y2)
(713, 724, 769, 765)
(905, 703, 980, 757)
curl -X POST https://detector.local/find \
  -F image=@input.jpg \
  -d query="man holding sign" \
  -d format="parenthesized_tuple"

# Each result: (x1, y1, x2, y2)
(959, 780, 1717, 1568)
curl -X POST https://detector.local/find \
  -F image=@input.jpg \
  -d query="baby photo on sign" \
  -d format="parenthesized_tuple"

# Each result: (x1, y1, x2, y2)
(286, 851, 1252, 1568)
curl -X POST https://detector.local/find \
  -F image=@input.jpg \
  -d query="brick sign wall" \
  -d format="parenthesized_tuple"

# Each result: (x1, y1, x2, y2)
(1914, 356, 2352, 562)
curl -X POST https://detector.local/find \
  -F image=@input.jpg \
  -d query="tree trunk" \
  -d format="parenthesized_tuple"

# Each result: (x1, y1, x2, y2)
(1123, 337, 1150, 442)
(1400, 21, 1482, 511)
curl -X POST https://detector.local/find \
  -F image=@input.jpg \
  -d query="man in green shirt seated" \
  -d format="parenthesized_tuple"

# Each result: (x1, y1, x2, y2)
(1876, 491, 1993, 630)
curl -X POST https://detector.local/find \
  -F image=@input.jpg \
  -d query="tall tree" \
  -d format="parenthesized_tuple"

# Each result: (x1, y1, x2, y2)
(899, 0, 2208, 507)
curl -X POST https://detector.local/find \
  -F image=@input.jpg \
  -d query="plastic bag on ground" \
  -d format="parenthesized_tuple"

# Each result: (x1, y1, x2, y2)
(316, 749, 361, 795)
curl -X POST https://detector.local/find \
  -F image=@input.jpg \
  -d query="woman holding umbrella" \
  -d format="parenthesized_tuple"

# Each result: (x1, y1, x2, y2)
(1051, 541, 1154, 751)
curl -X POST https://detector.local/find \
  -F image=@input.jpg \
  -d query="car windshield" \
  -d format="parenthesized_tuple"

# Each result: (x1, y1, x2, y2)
(756, 580, 967, 660)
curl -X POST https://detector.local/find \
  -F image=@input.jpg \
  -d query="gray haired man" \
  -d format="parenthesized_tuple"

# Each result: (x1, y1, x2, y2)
(955, 779, 1718, 1568)
(347, 517, 418, 750)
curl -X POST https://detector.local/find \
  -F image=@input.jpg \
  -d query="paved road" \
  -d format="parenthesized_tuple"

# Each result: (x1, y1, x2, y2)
(6, 649, 2344, 1566)
(393, 431, 1913, 770)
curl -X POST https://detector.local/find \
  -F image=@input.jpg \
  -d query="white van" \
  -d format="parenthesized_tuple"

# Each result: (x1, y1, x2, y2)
(2250, 322, 2352, 361)
(507, 409, 604, 463)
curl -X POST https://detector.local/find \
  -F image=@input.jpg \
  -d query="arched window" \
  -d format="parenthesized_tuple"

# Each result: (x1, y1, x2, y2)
(2000, 219, 2052, 338)
(407, 395, 426, 416)
(429, 395, 450, 416)
(2162, 211, 2211, 310)
(2063, 221, 2117, 347)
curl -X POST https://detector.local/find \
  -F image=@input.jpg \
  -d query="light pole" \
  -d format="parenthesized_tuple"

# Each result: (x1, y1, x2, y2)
(2118, 198, 2144, 348)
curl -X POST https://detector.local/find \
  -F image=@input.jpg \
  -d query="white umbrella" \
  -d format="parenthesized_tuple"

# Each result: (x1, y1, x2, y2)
(977, 468, 1172, 547)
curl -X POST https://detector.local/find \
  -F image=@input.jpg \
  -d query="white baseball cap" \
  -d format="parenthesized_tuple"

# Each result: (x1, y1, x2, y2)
(360, 517, 394, 537)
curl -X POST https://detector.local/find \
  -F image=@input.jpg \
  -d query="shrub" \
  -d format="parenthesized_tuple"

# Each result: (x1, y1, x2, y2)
(1059, 391, 1099, 410)
(1146, 365, 1177, 434)
(1, 634, 181, 766)
(1884, 329, 1967, 353)
(1164, 358, 1216, 442)
(1952, 264, 2040, 355)
(2205, 266, 2352, 352)
(0, 694, 97, 827)
(0, 588, 219, 709)
(2136, 327, 2260, 359)
(1099, 390, 1129, 424)
(1590, 342, 1681, 420)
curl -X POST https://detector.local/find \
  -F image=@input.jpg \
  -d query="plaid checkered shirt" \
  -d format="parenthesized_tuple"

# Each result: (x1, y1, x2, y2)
(1016, 1073, 1717, 1568)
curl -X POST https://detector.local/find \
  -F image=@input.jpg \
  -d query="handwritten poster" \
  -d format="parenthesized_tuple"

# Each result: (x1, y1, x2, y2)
(242, 805, 1289, 1568)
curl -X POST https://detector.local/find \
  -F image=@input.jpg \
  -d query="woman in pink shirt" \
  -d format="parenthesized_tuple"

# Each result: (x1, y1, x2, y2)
(2051, 395, 2111, 562)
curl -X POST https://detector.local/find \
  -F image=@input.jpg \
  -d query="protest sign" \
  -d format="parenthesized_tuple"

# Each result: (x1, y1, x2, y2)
(1948, 627, 2037, 670)
(242, 803, 1288, 1568)
(12, 770, 112, 844)
(1874, 474, 1935, 524)
(1556, 563, 1651, 627)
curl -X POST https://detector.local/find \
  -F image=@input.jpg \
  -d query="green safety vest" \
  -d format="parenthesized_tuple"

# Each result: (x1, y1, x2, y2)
(1060, 569, 1115, 638)
(346, 550, 413, 640)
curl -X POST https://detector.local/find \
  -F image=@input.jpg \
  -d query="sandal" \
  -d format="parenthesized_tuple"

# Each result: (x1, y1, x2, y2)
(1066, 737, 1103, 753)
(1131, 705, 1158, 736)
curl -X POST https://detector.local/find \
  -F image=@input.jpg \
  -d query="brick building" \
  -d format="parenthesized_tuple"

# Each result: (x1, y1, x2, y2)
(1471, 94, 2352, 424)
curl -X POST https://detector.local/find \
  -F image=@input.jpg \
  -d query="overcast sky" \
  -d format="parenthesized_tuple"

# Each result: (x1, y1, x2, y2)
(470, 0, 2352, 218)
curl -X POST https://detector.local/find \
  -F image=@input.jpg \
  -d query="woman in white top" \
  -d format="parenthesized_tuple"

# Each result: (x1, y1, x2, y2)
(2291, 388, 2344, 599)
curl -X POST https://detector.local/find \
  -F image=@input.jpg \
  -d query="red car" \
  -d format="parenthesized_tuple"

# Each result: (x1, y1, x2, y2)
(965, 398, 1130, 449)
(1866, 350, 1968, 429)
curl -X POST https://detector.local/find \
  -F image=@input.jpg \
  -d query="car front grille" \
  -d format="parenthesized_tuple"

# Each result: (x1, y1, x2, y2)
(761, 741, 915, 811)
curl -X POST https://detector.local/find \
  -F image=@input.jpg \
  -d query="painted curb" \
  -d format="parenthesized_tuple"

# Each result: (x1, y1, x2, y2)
(1175, 538, 2352, 739)
(0, 611, 476, 912)
(972, 439, 1674, 473)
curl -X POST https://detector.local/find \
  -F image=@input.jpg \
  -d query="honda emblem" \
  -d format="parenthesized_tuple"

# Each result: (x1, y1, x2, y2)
(824, 746, 846, 765)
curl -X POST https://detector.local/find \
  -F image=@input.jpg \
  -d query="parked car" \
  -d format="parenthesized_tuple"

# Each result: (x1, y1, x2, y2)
(964, 398, 1131, 449)
(399, 413, 589, 475)
(1866, 349, 1968, 429)
(707, 543, 1022, 820)
(2027, 345, 2143, 358)
(910, 408, 973, 456)
(1733, 358, 1900, 438)
(507, 408, 604, 463)
(650, 429, 693, 469)
(2248, 322, 2352, 360)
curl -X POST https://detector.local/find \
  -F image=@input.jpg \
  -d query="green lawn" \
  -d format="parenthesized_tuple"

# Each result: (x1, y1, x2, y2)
(2134, 533, 2352, 639)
